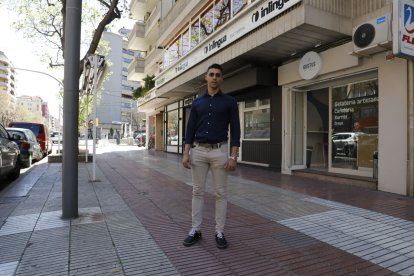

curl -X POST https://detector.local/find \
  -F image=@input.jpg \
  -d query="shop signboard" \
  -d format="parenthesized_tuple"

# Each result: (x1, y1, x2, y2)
(299, 51, 322, 80)
(393, 0, 414, 59)
(155, 0, 302, 88)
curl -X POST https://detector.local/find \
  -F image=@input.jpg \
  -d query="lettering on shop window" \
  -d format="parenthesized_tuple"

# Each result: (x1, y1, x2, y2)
(333, 96, 378, 130)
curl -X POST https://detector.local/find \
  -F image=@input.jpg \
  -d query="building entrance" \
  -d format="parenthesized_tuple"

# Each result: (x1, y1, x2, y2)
(290, 77, 379, 178)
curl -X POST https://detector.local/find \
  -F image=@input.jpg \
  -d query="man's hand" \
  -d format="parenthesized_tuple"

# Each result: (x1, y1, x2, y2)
(182, 153, 191, 169)
(225, 158, 237, 171)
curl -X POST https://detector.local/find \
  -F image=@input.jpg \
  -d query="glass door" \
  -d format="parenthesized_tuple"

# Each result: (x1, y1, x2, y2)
(291, 90, 307, 169)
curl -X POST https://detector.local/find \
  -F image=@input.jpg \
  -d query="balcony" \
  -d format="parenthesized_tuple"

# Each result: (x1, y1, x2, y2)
(128, 57, 145, 82)
(129, 0, 146, 21)
(145, 1, 160, 37)
(145, 48, 162, 76)
(128, 21, 146, 51)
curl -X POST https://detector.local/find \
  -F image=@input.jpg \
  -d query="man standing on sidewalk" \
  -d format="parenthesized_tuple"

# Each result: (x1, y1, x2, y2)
(182, 63, 241, 249)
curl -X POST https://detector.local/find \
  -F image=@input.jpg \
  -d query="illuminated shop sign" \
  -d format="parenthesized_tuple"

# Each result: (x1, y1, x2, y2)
(155, 0, 302, 88)
(393, 0, 414, 59)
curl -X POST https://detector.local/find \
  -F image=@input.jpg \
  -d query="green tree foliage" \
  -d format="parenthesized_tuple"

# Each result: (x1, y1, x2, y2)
(2, 0, 127, 76)
(2, 0, 129, 130)
(133, 75, 155, 99)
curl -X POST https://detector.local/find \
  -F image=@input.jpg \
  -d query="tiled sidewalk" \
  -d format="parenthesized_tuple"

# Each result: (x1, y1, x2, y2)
(0, 145, 413, 275)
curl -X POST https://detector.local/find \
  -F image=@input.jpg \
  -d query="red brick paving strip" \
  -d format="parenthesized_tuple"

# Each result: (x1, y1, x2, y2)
(98, 155, 396, 275)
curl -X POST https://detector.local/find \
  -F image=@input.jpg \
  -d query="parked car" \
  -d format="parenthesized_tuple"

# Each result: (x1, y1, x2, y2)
(8, 122, 51, 157)
(0, 123, 20, 181)
(135, 133, 146, 147)
(332, 132, 363, 157)
(51, 131, 62, 144)
(6, 128, 43, 168)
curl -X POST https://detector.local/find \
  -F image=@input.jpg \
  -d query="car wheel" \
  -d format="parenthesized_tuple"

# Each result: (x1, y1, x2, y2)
(24, 155, 32, 168)
(8, 157, 21, 181)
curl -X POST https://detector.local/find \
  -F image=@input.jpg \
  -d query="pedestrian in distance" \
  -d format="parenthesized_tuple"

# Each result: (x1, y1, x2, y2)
(182, 63, 241, 249)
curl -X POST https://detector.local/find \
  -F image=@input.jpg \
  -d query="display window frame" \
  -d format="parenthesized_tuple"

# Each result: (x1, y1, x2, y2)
(242, 99, 271, 141)
(287, 71, 379, 178)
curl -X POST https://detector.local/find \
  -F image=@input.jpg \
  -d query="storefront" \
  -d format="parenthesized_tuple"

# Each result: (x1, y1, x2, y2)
(161, 65, 280, 167)
(279, 42, 408, 195)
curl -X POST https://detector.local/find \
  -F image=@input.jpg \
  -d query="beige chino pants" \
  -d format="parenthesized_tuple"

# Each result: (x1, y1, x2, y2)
(190, 143, 228, 233)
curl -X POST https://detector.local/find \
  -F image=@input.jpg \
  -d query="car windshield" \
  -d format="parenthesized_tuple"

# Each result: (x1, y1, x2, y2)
(10, 123, 42, 135)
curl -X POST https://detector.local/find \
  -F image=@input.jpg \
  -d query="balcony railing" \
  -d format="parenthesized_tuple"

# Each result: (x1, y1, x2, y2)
(145, 1, 161, 37)
(144, 48, 162, 76)
(128, 21, 146, 51)
(128, 57, 146, 82)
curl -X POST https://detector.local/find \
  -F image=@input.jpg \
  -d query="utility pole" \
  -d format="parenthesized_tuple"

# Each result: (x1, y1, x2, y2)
(62, 0, 82, 219)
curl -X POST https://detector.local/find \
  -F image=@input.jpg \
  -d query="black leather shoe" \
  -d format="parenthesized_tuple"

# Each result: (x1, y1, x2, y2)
(183, 230, 202, 246)
(215, 232, 227, 249)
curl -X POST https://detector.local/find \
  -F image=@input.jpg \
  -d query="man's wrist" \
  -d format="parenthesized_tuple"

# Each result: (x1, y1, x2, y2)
(229, 155, 237, 160)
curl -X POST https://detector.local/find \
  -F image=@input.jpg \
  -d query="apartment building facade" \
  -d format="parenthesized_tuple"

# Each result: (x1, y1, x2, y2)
(128, 0, 414, 196)
(97, 30, 140, 137)
(0, 51, 17, 125)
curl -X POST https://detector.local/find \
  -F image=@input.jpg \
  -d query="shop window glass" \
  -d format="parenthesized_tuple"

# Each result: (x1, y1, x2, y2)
(200, 5, 214, 42)
(162, 50, 170, 68)
(214, 0, 231, 30)
(331, 79, 378, 171)
(245, 99, 256, 108)
(171, 39, 180, 61)
(244, 108, 270, 139)
(232, 0, 247, 16)
(191, 20, 200, 49)
(164, 39, 180, 67)
(182, 29, 190, 55)
(259, 99, 270, 106)
(167, 110, 179, 146)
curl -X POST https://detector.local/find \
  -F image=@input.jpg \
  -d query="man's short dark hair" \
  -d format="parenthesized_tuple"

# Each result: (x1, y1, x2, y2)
(207, 63, 223, 74)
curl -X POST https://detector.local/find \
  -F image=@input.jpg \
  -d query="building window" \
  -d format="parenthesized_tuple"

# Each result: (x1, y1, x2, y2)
(232, 0, 247, 16)
(214, 0, 231, 30)
(331, 79, 378, 171)
(200, 4, 214, 42)
(161, 0, 257, 68)
(167, 109, 179, 146)
(190, 19, 200, 49)
(244, 99, 270, 139)
(182, 29, 191, 56)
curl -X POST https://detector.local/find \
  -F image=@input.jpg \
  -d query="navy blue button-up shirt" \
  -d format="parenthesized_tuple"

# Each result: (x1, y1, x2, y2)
(185, 91, 241, 147)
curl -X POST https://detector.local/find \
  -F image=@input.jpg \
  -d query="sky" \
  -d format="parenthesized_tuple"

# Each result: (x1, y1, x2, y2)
(0, 7, 134, 119)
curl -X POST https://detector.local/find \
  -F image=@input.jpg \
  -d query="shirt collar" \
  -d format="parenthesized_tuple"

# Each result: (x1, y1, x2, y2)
(203, 90, 223, 97)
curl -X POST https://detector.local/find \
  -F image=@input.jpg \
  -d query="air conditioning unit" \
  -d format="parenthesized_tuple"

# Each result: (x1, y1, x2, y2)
(352, 15, 392, 55)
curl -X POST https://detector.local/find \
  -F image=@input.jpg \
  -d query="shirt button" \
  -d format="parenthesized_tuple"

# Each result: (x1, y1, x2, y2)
(210, 104, 212, 107)
(209, 113, 211, 115)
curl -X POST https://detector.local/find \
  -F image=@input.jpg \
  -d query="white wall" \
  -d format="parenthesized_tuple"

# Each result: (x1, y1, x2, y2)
(378, 57, 407, 194)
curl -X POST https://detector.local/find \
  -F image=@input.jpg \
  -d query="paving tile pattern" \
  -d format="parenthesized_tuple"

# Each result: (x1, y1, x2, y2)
(98, 150, 396, 275)
(0, 159, 178, 275)
(2, 147, 414, 275)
